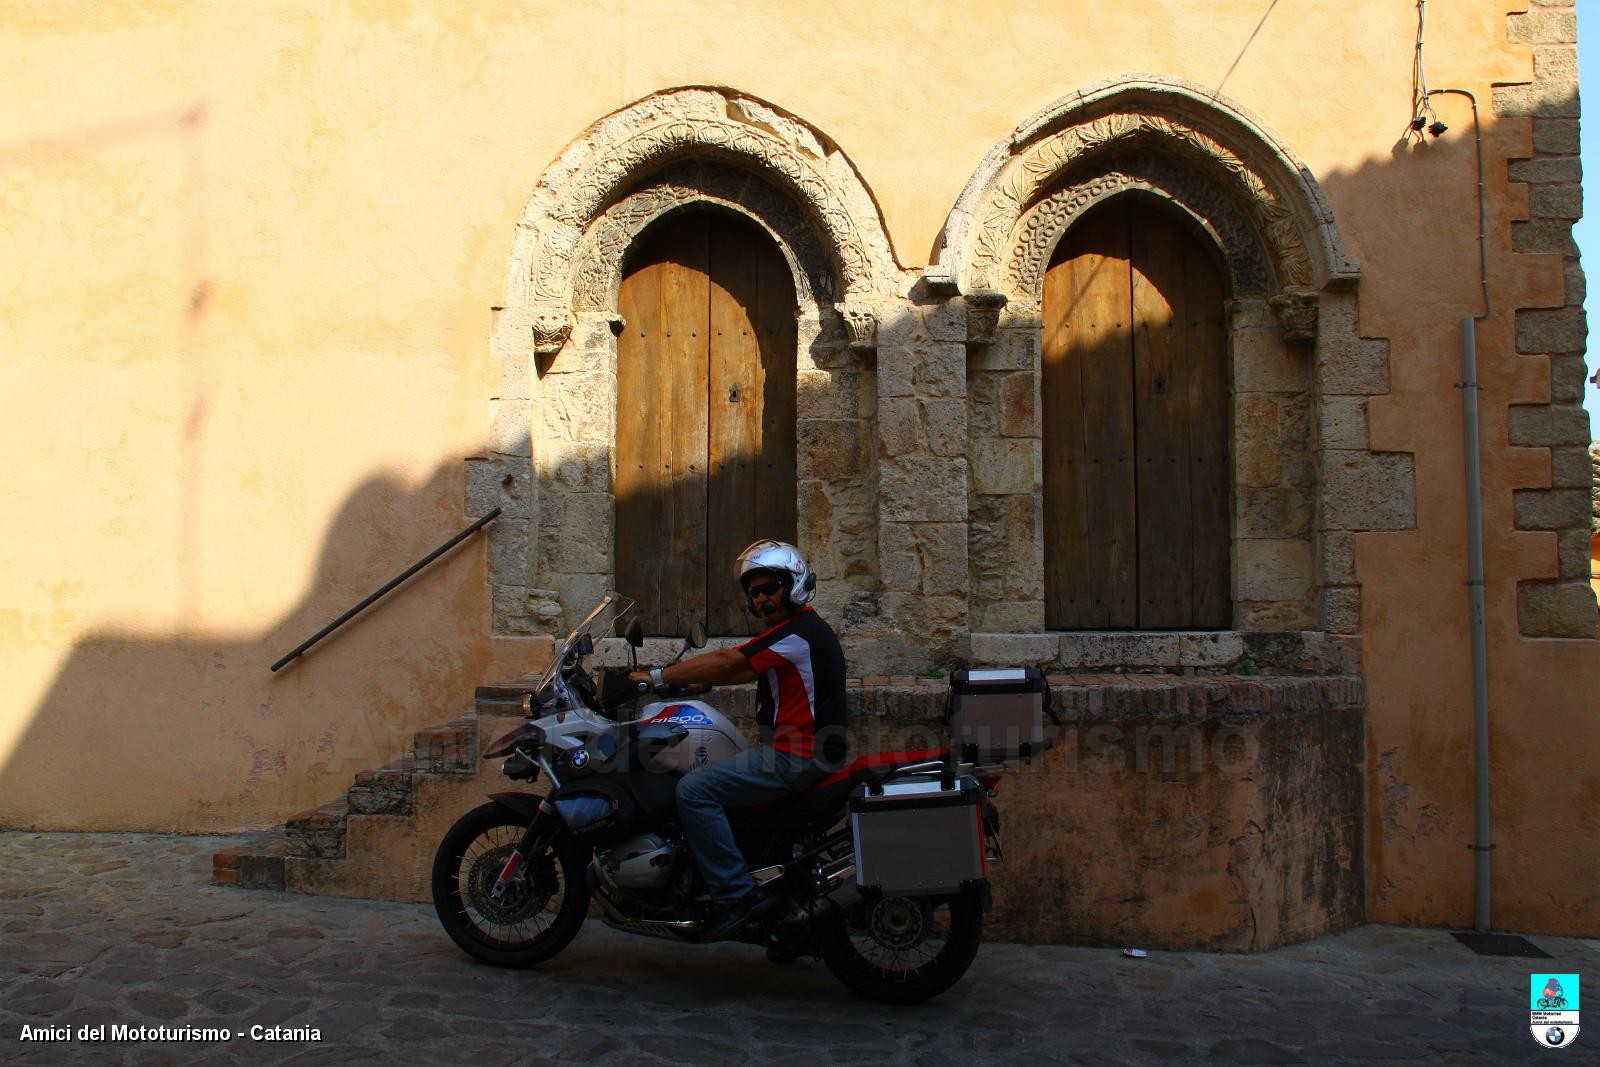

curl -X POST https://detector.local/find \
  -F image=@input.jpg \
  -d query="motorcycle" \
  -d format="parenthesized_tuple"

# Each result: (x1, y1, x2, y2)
(431, 593, 1005, 1003)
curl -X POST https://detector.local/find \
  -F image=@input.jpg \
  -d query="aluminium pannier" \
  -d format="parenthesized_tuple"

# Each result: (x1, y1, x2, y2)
(850, 776, 986, 896)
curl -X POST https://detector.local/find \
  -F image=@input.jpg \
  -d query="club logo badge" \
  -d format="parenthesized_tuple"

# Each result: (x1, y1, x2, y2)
(1530, 973, 1580, 1049)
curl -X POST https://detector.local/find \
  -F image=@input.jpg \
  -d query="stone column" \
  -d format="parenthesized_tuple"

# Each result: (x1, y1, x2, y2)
(795, 310, 878, 623)
(473, 304, 543, 635)
(872, 301, 971, 668)
(967, 305, 1045, 633)
(1231, 298, 1317, 630)
(527, 310, 617, 631)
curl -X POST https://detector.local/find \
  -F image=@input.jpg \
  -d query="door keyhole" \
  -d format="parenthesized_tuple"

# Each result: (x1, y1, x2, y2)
(1153, 374, 1166, 395)
(728, 383, 741, 403)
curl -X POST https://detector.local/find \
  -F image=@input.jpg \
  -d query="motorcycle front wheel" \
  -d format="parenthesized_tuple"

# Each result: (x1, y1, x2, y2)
(820, 892, 982, 1003)
(431, 801, 590, 967)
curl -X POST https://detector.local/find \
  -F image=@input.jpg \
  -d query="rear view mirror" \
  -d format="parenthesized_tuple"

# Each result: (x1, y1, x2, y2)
(688, 622, 707, 649)
(624, 617, 644, 648)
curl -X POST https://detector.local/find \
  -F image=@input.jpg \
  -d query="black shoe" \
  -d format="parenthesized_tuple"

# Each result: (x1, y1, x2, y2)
(765, 943, 803, 964)
(701, 892, 772, 942)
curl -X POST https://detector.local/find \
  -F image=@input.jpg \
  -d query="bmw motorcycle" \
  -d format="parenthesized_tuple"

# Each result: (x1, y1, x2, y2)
(431, 593, 1003, 1003)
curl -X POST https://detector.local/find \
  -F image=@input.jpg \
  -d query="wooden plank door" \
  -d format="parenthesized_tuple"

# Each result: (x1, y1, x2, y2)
(616, 210, 796, 635)
(1043, 207, 1138, 628)
(617, 213, 711, 634)
(705, 213, 797, 636)
(1042, 201, 1230, 630)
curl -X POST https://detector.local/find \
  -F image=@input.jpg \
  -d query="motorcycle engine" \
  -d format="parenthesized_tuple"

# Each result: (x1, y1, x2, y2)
(596, 833, 676, 890)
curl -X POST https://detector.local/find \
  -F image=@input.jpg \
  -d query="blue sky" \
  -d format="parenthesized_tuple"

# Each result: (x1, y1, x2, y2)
(1576, 4, 1597, 433)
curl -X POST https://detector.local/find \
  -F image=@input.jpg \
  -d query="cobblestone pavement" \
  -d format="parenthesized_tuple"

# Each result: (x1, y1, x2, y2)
(1, 832, 1595, 1066)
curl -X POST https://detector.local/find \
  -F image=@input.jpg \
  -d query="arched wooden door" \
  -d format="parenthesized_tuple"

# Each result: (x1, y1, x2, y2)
(1042, 200, 1231, 630)
(616, 210, 797, 636)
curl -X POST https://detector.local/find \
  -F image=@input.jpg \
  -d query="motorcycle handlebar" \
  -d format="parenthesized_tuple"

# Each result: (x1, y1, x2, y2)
(635, 680, 707, 698)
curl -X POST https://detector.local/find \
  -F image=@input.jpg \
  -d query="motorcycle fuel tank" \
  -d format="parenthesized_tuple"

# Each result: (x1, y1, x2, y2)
(634, 700, 746, 774)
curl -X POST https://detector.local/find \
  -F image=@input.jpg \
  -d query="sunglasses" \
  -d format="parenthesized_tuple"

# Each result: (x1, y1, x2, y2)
(745, 579, 784, 599)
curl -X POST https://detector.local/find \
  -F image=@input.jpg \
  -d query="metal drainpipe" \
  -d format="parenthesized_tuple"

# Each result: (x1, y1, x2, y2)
(1459, 315, 1492, 933)
(1430, 87, 1493, 933)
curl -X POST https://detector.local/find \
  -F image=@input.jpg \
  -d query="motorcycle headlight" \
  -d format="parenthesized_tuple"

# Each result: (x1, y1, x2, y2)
(502, 751, 541, 781)
(485, 724, 545, 759)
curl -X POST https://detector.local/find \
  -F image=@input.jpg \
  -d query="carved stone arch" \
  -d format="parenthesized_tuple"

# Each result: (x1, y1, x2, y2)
(569, 159, 839, 315)
(1007, 153, 1276, 307)
(959, 76, 1389, 652)
(938, 74, 1359, 306)
(506, 85, 901, 348)
(481, 87, 894, 638)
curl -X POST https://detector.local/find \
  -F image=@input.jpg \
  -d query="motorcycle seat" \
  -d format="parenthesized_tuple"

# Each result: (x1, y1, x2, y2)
(727, 748, 949, 831)
(803, 748, 950, 795)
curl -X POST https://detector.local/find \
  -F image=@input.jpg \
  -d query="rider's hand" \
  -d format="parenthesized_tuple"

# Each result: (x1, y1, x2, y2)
(627, 670, 651, 687)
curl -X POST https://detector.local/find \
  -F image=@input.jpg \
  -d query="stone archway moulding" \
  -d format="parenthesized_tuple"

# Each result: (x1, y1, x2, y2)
(935, 75, 1360, 321)
(506, 86, 902, 357)
(1008, 154, 1276, 303)
(569, 159, 838, 314)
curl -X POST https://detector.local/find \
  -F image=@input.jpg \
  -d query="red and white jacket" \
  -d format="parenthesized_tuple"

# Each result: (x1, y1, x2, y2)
(737, 606, 849, 768)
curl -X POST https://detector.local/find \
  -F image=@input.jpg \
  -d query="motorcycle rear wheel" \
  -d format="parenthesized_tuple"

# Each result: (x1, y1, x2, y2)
(820, 893, 982, 1003)
(431, 802, 589, 967)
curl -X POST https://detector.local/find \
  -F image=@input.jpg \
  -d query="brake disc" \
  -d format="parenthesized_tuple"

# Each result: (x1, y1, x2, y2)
(865, 897, 931, 951)
(468, 844, 556, 925)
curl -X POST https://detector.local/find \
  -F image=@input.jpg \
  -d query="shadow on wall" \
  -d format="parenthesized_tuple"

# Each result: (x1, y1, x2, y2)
(4, 430, 815, 834)
(0, 459, 513, 833)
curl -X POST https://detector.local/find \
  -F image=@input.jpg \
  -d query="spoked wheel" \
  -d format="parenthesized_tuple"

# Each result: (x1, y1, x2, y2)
(820, 893, 982, 1003)
(431, 802, 589, 967)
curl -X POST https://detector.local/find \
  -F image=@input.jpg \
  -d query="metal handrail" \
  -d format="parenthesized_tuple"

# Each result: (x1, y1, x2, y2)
(269, 508, 501, 672)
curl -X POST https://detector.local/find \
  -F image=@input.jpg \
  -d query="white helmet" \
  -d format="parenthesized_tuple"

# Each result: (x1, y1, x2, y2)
(736, 539, 816, 606)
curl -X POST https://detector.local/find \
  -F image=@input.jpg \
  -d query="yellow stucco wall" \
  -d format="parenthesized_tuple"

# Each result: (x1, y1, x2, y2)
(3, 0, 1597, 935)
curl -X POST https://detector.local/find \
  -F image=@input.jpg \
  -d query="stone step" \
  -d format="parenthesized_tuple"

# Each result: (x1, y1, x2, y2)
(474, 683, 537, 714)
(273, 714, 483, 861)
(212, 831, 288, 890)
(216, 709, 493, 879)
(970, 630, 1359, 675)
(346, 755, 415, 816)
(412, 715, 478, 774)
(283, 797, 349, 859)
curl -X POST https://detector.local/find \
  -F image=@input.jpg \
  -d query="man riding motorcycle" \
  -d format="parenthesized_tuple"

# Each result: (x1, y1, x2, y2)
(627, 539, 848, 939)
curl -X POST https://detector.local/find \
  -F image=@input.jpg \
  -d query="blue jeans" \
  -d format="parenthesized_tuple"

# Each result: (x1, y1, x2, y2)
(675, 746, 826, 906)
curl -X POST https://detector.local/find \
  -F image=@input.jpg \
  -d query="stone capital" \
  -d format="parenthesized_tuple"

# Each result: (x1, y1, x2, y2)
(1269, 288, 1319, 344)
(965, 289, 1009, 346)
(532, 307, 573, 356)
(836, 303, 878, 352)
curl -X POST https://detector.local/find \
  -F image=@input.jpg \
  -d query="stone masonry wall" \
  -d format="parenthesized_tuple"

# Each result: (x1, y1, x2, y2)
(968, 309, 1045, 634)
(1232, 297, 1317, 629)
(872, 301, 975, 666)
(797, 312, 882, 625)
(1311, 291, 1415, 642)
(1497, 0, 1599, 637)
